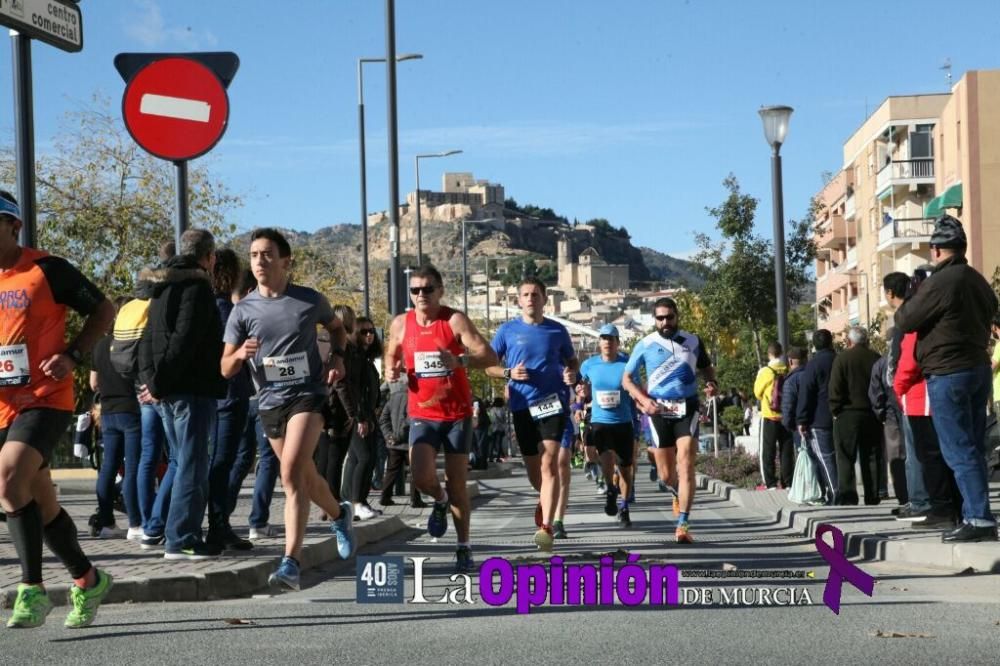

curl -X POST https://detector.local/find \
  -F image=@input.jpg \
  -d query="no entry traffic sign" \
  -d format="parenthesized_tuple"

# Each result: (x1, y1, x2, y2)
(122, 56, 231, 162)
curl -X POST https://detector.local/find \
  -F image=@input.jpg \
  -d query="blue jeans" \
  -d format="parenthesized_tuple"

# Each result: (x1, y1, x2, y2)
(97, 411, 142, 527)
(138, 404, 166, 533)
(209, 398, 249, 529)
(926, 366, 996, 527)
(899, 415, 929, 511)
(229, 399, 279, 528)
(142, 404, 177, 536)
(158, 395, 216, 549)
(808, 427, 837, 505)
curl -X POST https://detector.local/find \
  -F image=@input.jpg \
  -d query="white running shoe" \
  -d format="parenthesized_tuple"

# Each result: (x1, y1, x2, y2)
(354, 503, 378, 521)
(596, 482, 607, 495)
(126, 527, 145, 541)
(248, 524, 281, 540)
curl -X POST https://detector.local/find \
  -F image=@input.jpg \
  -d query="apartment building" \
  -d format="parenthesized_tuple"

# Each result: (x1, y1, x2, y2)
(814, 69, 1000, 333)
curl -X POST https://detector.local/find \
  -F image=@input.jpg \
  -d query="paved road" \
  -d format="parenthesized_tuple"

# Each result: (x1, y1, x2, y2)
(3, 466, 998, 664)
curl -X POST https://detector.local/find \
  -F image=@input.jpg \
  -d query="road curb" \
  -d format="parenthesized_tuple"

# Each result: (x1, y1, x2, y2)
(1, 481, 481, 607)
(696, 474, 1000, 574)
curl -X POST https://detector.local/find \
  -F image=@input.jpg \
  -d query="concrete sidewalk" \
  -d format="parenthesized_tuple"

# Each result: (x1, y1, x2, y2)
(0, 463, 513, 608)
(696, 474, 1000, 573)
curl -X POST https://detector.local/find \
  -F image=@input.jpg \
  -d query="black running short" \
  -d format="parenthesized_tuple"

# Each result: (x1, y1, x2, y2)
(259, 394, 326, 440)
(649, 404, 700, 449)
(511, 409, 566, 457)
(0, 408, 73, 465)
(590, 422, 635, 466)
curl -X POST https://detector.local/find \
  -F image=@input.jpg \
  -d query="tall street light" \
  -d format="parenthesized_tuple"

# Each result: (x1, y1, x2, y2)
(759, 105, 794, 350)
(414, 149, 462, 266)
(357, 52, 422, 318)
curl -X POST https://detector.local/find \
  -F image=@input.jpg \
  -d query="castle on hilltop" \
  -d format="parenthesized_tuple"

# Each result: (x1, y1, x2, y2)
(556, 235, 629, 291)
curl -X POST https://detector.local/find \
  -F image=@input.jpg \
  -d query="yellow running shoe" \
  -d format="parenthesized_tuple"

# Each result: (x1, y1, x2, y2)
(675, 522, 694, 544)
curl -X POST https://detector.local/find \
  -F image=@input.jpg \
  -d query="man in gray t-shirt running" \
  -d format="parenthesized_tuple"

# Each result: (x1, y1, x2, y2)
(221, 228, 355, 591)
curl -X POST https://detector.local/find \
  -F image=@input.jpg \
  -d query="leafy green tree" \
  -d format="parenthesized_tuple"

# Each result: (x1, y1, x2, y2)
(693, 175, 816, 367)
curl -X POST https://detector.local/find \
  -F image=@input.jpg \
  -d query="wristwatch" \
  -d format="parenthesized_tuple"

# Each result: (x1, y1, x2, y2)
(329, 347, 345, 358)
(503, 367, 512, 380)
(64, 347, 84, 365)
(458, 354, 470, 369)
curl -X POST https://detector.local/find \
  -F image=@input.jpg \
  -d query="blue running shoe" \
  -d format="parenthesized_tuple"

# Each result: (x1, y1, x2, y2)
(332, 501, 356, 559)
(455, 546, 475, 574)
(268, 556, 300, 591)
(427, 497, 450, 538)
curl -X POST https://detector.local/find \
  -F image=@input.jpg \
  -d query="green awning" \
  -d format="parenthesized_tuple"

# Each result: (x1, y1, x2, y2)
(924, 183, 962, 218)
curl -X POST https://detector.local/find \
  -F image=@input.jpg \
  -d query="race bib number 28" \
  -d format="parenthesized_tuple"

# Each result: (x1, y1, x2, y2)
(0, 344, 31, 387)
(263, 352, 309, 385)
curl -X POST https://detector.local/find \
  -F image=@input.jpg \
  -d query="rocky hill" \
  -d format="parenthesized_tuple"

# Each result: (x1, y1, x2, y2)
(233, 209, 703, 289)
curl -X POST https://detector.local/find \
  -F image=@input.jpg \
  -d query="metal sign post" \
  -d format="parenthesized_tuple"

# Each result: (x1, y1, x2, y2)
(1, 0, 84, 248)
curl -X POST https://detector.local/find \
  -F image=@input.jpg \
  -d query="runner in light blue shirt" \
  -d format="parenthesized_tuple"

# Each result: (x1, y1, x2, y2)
(622, 297, 717, 544)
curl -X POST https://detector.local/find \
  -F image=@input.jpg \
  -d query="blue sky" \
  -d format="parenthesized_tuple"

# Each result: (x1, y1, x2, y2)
(2, 0, 999, 259)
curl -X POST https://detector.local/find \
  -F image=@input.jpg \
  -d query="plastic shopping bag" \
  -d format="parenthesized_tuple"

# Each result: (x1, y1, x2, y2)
(788, 443, 823, 505)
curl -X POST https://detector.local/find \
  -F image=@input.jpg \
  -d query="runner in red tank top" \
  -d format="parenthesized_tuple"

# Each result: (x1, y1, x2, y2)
(402, 306, 472, 421)
(384, 266, 497, 573)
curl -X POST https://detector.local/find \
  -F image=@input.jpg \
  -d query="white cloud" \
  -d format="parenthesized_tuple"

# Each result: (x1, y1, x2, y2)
(123, 0, 219, 50)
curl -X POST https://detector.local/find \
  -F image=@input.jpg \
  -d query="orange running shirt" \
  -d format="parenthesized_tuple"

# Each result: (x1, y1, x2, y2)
(402, 307, 472, 421)
(0, 248, 105, 427)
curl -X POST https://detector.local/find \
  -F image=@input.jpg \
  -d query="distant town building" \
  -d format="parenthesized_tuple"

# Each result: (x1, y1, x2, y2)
(556, 235, 629, 291)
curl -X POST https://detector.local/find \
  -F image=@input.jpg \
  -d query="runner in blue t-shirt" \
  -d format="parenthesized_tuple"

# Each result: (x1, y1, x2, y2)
(622, 297, 717, 544)
(580, 324, 636, 528)
(487, 277, 577, 552)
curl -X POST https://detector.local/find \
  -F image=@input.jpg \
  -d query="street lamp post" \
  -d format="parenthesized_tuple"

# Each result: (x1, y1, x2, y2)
(462, 218, 468, 312)
(759, 105, 794, 350)
(414, 149, 462, 266)
(357, 52, 422, 319)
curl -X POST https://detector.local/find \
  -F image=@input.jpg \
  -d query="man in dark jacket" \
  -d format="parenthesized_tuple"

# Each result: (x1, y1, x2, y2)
(796, 329, 838, 504)
(378, 380, 425, 507)
(895, 215, 999, 542)
(781, 347, 807, 442)
(869, 341, 907, 508)
(829, 326, 882, 506)
(138, 229, 225, 559)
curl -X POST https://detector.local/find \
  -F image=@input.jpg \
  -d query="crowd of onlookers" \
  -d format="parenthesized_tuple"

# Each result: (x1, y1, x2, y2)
(752, 215, 998, 543)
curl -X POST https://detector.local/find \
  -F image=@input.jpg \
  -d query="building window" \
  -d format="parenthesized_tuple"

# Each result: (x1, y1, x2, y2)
(911, 124, 933, 159)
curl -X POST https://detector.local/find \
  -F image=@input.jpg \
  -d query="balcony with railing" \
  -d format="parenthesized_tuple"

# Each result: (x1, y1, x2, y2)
(814, 213, 850, 249)
(844, 191, 856, 220)
(876, 158, 935, 195)
(877, 216, 935, 252)
(848, 298, 860, 322)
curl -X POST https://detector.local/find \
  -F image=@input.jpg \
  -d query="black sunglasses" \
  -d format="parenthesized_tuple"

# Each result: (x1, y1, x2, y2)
(655, 314, 676, 321)
(599, 335, 618, 341)
(409, 286, 436, 295)
(359, 329, 376, 335)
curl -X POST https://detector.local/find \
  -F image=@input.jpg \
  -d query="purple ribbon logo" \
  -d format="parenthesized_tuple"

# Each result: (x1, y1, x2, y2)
(814, 523, 875, 614)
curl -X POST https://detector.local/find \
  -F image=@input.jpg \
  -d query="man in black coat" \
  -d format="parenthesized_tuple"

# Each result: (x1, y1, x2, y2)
(138, 229, 225, 559)
(828, 326, 882, 506)
(894, 215, 998, 542)
(795, 329, 838, 505)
